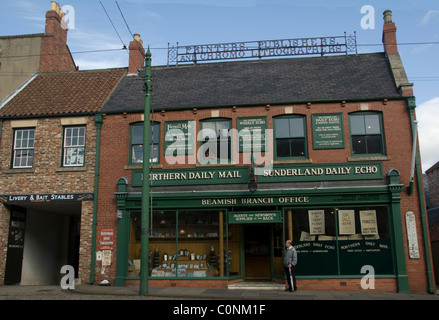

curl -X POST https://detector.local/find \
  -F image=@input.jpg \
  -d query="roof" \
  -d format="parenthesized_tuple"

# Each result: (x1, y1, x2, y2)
(0, 68, 126, 118)
(426, 160, 439, 174)
(102, 52, 402, 113)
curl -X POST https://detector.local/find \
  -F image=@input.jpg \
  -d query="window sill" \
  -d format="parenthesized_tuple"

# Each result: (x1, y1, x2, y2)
(124, 164, 163, 170)
(196, 162, 237, 167)
(56, 166, 88, 172)
(348, 156, 391, 162)
(4, 168, 35, 174)
(272, 159, 313, 165)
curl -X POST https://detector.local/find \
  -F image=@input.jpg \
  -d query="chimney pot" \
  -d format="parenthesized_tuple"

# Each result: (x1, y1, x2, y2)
(384, 10, 392, 23)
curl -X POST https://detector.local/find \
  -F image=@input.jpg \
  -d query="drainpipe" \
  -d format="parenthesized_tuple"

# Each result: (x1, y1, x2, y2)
(90, 113, 103, 284)
(407, 97, 435, 293)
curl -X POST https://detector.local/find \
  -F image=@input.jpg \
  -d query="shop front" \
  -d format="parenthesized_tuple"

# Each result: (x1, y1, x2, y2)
(113, 164, 408, 291)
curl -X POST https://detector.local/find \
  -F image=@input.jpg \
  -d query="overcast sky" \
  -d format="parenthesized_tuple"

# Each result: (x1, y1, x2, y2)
(1, 0, 438, 171)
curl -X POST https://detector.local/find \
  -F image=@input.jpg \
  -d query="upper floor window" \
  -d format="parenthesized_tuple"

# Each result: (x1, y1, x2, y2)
(274, 115, 307, 159)
(349, 113, 385, 156)
(12, 128, 35, 168)
(199, 118, 231, 162)
(63, 126, 86, 167)
(130, 122, 160, 164)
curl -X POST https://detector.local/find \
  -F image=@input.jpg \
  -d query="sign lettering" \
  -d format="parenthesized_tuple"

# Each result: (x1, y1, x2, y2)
(169, 34, 357, 65)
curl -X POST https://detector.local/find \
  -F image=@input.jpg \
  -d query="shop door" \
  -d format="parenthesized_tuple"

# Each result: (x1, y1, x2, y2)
(244, 225, 270, 280)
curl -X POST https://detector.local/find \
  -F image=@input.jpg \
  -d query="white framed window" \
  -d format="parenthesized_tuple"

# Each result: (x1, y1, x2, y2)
(12, 128, 35, 168)
(63, 126, 86, 167)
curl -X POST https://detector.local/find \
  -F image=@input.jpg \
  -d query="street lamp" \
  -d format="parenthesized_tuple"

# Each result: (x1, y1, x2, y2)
(140, 47, 152, 296)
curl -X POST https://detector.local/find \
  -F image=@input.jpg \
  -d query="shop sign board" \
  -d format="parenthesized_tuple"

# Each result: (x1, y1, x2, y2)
(0, 193, 94, 204)
(338, 210, 356, 235)
(228, 211, 282, 224)
(308, 210, 325, 235)
(257, 162, 383, 182)
(164, 120, 195, 155)
(405, 211, 419, 259)
(132, 167, 250, 187)
(360, 210, 378, 235)
(312, 113, 345, 149)
(100, 228, 114, 250)
(237, 116, 267, 152)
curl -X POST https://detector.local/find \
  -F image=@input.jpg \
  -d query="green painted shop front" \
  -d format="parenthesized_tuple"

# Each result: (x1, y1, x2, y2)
(113, 165, 409, 292)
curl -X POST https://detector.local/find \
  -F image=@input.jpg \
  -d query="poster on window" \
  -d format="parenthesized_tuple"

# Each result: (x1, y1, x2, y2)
(338, 210, 355, 235)
(360, 210, 378, 235)
(308, 210, 325, 235)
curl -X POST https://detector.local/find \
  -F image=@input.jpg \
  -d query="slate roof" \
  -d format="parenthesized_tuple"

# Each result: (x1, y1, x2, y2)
(102, 52, 402, 113)
(0, 68, 126, 117)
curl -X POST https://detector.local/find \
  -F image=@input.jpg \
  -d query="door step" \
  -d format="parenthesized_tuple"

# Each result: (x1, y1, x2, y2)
(228, 282, 285, 290)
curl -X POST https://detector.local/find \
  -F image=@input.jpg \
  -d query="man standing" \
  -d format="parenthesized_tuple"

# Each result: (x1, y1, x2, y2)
(284, 240, 297, 292)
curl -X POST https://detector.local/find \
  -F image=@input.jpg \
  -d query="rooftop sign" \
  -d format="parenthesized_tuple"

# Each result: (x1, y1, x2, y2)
(168, 33, 357, 65)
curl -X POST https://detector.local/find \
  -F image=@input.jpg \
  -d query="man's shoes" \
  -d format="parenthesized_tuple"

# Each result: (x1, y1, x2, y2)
(285, 288, 292, 292)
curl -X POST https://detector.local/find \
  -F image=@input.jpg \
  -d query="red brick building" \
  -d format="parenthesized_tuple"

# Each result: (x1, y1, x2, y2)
(93, 11, 434, 293)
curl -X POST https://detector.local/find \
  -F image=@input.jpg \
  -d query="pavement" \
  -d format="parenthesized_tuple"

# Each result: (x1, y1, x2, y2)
(0, 281, 438, 300)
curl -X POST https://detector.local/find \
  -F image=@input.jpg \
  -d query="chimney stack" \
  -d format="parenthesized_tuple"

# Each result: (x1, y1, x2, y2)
(40, 1, 76, 72)
(128, 33, 146, 74)
(382, 10, 398, 53)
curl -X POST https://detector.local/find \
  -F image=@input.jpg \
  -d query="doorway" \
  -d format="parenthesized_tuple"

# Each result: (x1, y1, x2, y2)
(4, 203, 81, 285)
(244, 225, 271, 280)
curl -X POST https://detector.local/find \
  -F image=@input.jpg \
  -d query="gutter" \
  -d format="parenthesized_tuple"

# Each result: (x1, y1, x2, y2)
(100, 95, 404, 116)
(90, 114, 103, 284)
(407, 97, 435, 294)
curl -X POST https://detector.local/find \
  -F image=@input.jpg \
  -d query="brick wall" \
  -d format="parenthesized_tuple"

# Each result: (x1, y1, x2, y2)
(0, 116, 97, 284)
(96, 98, 433, 293)
(39, 10, 76, 72)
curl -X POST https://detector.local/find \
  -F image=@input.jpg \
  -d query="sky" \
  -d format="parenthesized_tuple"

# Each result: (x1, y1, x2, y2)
(1, 0, 438, 172)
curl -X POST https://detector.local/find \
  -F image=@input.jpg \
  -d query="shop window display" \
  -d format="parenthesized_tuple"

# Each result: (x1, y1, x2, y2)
(286, 206, 393, 276)
(128, 210, 227, 278)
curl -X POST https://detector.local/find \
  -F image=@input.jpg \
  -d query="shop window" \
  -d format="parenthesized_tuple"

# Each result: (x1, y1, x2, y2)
(12, 128, 35, 168)
(287, 208, 338, 276)
(274, 116, 307, 159)
(337, 207, 393, 275)
(285, 206, 393, 276)
(349, 112, 385, 156)
(62, 126, 86, 167)
(128, 210, 225, 278)
(199, 118, 231, 163)
(129, 122, 160, 164)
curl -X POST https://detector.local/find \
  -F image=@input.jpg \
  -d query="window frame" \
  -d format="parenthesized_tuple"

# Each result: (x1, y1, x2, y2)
(12, 127, 36, 169)
(62, 125, 86, 167)
(273, 115, 308, 160)
(199, 118, 232, 163)
(129, 122, 160, 165)
(349, 112, 386, 157)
